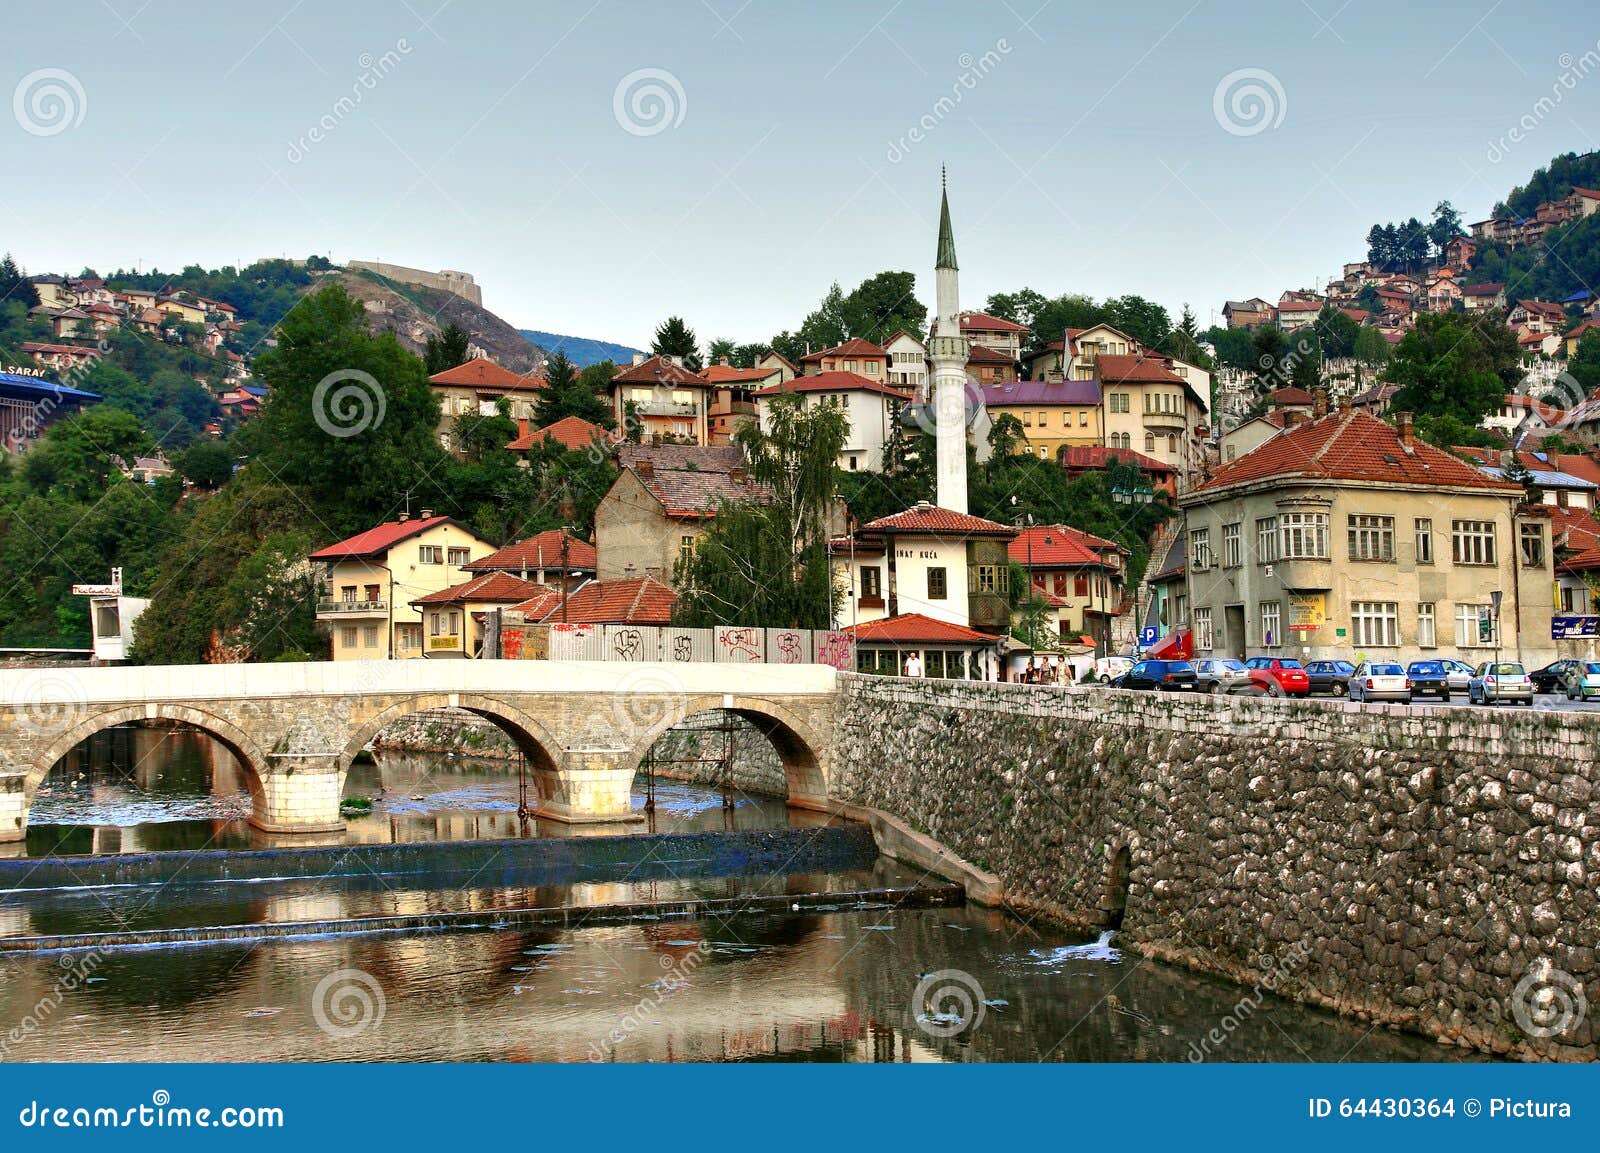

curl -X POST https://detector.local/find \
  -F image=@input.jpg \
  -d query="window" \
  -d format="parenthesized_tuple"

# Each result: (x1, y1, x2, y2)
(1417, 602, 1436, 648)
(679, 534, 695, 564)
(927, 567, 947, 600)
(971, 565, 1007, 595)
(340, 626, 357, 649)
(419, 545, 443, 565)
(447, 546, 471, 566)
(1256, 517, 1279, 563)
(1194, 606, 1214, 650)
(860, 566, 881, 601)
(1074, 572, 1089, 597)
(1350, 601, 1399, 647)
(447, 611, 461, 636)
(1279, 512, 1328, 558)
(340, 584, 357, 602)
(1109, 392, 1129, 413)
(1260, 601, 1281, 647)
(1038, 411, 1048, 427)
(1414, 517, 1434, 564)
(1145, 432, 1156, 452)
(364, 584, 381, 601)
(397, 624, 421, 651)
(1023, 411, 1033, 426)
(1520, 523, 1545, 567)
(428, 613, 442, 637)
(1079, 411, 1088, 426)
(363, 625, 379, 649)
(1347, 514, 1395, 561)
(1452, 520, 1496, 565)
(1455, 603, 1499, 647)
(1191, 528, 1212, 572)
(1222, 522, 1242, 568)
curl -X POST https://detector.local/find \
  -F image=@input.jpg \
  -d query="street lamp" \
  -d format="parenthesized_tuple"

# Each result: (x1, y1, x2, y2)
(1009, 496, 1036, 651)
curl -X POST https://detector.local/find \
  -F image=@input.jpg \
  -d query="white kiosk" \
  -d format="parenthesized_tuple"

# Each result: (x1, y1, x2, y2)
(72, 568, 149, 664)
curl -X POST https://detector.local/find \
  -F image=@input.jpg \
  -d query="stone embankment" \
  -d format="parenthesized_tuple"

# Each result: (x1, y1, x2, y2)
(831, 675, 1599, 1061)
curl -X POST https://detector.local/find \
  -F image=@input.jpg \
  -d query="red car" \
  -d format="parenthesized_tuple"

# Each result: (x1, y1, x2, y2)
(1243, 656, 1311, 698)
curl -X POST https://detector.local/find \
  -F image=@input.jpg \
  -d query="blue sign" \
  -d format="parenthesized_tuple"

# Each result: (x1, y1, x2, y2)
(1552, 615, 1600, 639)
(1139, 626, 1160, 646)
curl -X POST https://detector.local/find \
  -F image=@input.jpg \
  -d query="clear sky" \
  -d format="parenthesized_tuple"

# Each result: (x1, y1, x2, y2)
(3, 1, 1598, 348)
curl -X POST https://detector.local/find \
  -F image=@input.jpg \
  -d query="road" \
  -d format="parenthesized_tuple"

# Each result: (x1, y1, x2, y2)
(1222, 687, 1600, 712)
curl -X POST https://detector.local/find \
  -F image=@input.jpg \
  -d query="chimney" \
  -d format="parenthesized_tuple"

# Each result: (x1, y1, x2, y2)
(632, 352, 647, 366)
(719, 356, 732, 366)
(1337, 393, 1352, 416)
(1395, 411, 1415, 449)
(397, 511, 409, 522)
(420, 508, 434, 519)
(729, 466, 745, 485)
(1284, 410, 1310, 428)
(517, 417, 528, 438)
(635, 460, 655, 479)
(1312, 388, 1329, 419)
(915, 499, 932, 510)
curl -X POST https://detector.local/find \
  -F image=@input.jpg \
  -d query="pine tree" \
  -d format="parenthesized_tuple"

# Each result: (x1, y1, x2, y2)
(651, 316, 702, 370)
(423, 323, 471, 375)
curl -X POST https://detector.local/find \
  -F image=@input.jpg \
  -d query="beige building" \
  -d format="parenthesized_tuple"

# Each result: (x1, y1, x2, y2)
(593, 444, 763, 583)
(610, 355, 712, 445)
(1098, 352, 1208, 479)
(310, 513, 496, 660)
(429, 358, 547, 452)
(1179, 408, 1553, 666)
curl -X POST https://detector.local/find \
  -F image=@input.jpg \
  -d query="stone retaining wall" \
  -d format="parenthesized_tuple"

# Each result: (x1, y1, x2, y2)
(830, 675, 1599, 1061)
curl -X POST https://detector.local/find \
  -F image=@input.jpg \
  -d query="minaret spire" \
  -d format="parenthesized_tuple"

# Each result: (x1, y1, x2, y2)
(929, 168, 968, 513)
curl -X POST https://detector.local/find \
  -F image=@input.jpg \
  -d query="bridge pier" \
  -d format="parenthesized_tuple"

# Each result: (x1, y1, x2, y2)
(250, 755, 345, 835)
(531, 750, 643, 824)
(0, 773, 26, 844)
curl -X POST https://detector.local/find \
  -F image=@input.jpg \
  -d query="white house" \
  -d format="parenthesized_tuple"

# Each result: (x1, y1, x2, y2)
(752, 370, 912, 472)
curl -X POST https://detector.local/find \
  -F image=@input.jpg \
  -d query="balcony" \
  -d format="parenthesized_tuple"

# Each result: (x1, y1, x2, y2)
(317, 598, 387, 617)
(1141, 409, 1186, 431)
(634, 400, 698, 417)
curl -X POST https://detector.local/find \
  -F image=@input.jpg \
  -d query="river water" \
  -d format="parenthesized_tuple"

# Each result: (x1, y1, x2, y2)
(0, 725, 1474, 1063)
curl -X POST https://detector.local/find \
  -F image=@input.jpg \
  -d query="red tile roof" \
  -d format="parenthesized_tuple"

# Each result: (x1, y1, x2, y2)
(799, 337, 888, 363)
(965, 344, 1015, 364)
(751, 371, 911, 400)
(309, 515, 455, 560)
(1095, 353, 1185, 384)
(846, 612, 995, 645)
(1460, 282, 1504, 297)
(507, 415, 616, 452)
(1517, 300, 1567, 318)
(429, 358, 545, 391)
(465, 529, 597, 574)
(702, 363, 779, 384)
(1546, 503, 1600, 552)
(612, 355, 709, 385)
(507, 584, 566, 620)
(858, 503, 1016, 538)
(1056, 444, 1176, 474)
(1193, 410, 1523, 495)
(557, 576, 677, 624)
(1339, 308, 1372, 322)
(411, 571, 548, 607)
(959, 311, 1030, 334)
(1008, 523, 1125, 568)
(1265, 386, 1315, 406)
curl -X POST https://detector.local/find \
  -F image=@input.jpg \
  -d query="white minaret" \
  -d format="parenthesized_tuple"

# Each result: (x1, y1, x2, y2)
(929, 167, 969, 513)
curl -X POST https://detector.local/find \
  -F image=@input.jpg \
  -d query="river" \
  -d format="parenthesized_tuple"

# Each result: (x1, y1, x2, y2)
(0, 724, 1475, 1063)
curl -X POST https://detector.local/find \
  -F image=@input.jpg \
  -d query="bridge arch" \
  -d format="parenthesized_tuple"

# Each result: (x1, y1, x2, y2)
(626, 693, 830, 804)
(28, 703, 270, 805)
(339, 693, 564, 776)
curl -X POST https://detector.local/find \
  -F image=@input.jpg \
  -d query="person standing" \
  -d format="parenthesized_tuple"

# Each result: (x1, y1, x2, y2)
(903, 652, 924, 678)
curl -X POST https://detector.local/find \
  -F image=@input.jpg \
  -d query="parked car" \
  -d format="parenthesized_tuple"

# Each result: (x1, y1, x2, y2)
(1564, 661, 1600, 701)
(1303, 659, 1355, 696)
(1348, 661, 1411, 703)
(1529, 660, 1580, 694)
(1092, 656, 1134, 684)
(1440, 658, 1476, 693)
(1191, 657, 1252, 694)
(1243, 656, 1311, 697)
(1469, 661, 1534, 706)
(1405, 660, 1453, 701)
(1113, 659, 1198, 691)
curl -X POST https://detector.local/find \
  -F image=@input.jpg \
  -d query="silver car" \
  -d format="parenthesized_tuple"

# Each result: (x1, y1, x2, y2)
(1440, 658, 1475, 693)
(1469, 661, 1534, 706)
(1192, 657, 1252, 694)
(1348, 661, 1411, 703)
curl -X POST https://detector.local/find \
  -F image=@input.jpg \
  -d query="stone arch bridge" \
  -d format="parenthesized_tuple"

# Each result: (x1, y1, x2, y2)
(0, 661, 839, 841)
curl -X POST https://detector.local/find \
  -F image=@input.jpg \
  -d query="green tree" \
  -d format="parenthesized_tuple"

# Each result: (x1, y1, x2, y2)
(533, 351, 579, 426)
(1353, 324, 1391, 365)
(707, 337, 737, 365)
(423, 323, 472, 375)
(1568, 330, 1600, 392)
(841, 271, 926, 342)
(672, 393, 846, 628)
(0, 253, 38, 308)
(19, 407, 152, 501)
(1386, 310, 1522, 426)
(1102, 294, 1172, 350)
(1251, 326, 1289, 393)
(651, 316, 702, 370)
(1313, 305, 1360, 360)
(236, 283, 447, 535)
(1429, 200, 1465, 256)
(176, 440, 235, 489)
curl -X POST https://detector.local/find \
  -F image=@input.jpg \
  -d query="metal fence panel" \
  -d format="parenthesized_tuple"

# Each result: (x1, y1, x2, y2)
(814, 630, 856, 671)
(662, 627, 714, 662)
(715, 625, 766, 663)
(604, 624, 661, 662)
(548, 623, 604, 661)
(765, 629, 811, 665)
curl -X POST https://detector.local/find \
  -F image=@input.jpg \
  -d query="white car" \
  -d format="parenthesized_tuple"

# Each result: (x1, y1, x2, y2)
(1093, 657, 1134, 684)
(1440, 658, 1475, 693)
(1192, 657, 1253, 694)
(1347, 661, 1411, 703)
(1566, 662, 1600, 701)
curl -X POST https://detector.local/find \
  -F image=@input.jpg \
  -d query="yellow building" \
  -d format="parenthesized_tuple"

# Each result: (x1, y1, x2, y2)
(310, 513, 496, 660)
(978, 378, 1103, 460)
(429, 358, 547, 453)
(410, 571, 548, 658)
